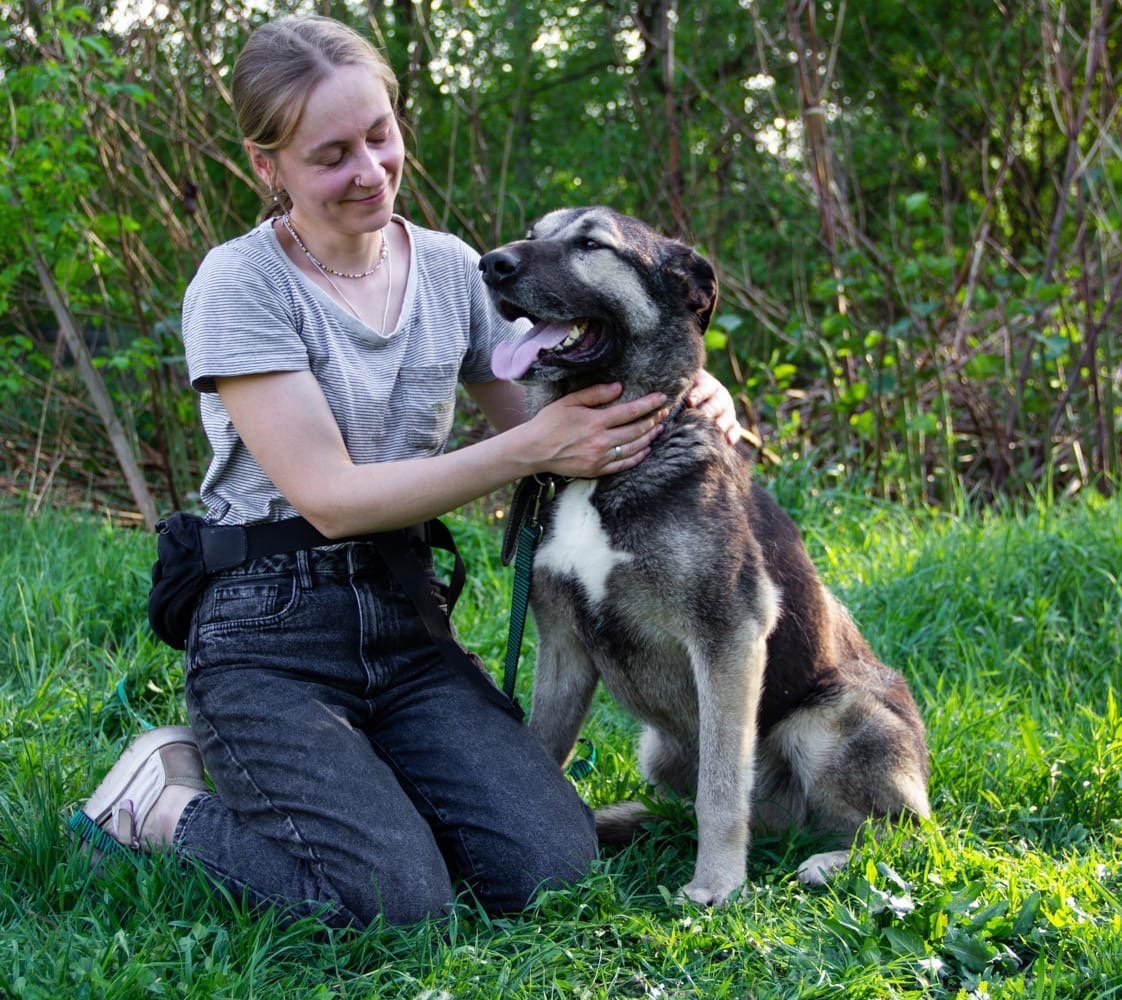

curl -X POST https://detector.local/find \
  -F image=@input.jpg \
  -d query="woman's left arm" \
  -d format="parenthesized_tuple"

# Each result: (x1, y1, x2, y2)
(467, 379, 529, 433)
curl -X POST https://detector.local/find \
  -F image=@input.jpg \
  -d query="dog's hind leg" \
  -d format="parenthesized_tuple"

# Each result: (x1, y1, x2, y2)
(801, 744, 930, 887)
(775, 687, 931, 887)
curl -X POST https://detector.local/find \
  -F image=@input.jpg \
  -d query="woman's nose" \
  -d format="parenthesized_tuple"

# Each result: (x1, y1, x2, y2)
(354, 145, 387, 188)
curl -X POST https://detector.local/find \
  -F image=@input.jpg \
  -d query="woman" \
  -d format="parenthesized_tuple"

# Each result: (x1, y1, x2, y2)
(71, 14, 741, 928)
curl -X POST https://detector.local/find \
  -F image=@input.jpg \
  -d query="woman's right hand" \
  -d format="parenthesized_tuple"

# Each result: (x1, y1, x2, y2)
(525, 382, 668, 479)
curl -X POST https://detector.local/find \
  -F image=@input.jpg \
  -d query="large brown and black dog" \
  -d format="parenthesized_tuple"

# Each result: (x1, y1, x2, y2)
(479, 207, 931, 905)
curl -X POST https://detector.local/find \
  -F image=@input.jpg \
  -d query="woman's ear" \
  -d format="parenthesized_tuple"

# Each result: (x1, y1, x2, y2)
(244, 141, 277, 188)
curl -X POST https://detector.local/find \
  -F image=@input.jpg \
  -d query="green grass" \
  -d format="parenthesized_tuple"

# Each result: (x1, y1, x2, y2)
(2, 486, 1120, 999)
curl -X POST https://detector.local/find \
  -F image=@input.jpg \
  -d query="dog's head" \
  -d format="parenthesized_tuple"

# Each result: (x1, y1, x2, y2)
(479, 207, 717, 399)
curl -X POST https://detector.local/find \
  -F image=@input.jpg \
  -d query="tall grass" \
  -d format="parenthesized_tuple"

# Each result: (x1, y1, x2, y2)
(1, 487, 1119, 998)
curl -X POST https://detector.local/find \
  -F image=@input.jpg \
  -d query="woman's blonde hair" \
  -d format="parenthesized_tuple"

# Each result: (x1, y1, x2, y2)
(232, 15, 399, 212)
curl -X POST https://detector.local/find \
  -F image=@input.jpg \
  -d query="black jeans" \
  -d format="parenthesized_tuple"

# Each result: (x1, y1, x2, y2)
(175, 541, 596, 927)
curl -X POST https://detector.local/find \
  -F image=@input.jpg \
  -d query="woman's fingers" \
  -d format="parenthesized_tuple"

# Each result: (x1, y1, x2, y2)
(686, 369, 744, 445)
(532, 384, 671, 477)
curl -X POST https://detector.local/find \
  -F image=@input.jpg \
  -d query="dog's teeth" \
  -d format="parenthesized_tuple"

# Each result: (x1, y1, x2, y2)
(558, 322, 585, 349)
(547, 322, 587, 355)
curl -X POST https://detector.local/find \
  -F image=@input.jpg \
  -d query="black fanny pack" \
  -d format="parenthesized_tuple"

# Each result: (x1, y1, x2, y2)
(147, 513, 439, 651)
(147, 512, 210, 651)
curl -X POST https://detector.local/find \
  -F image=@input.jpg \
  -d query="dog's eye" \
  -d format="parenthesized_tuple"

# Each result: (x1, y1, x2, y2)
(581, 239, 602, 251)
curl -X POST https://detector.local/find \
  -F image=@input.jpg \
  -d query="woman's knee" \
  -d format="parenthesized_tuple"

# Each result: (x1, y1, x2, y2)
(474, 805, 598, 914)
(327, 840, 457, 927)
(358, 867, 456, 926)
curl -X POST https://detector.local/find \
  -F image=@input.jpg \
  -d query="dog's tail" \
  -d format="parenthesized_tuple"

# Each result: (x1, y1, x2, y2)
(594, 800, 656, 844)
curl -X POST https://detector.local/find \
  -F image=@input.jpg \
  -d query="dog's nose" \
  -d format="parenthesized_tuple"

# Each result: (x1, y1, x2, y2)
(479, 248, 521, 286)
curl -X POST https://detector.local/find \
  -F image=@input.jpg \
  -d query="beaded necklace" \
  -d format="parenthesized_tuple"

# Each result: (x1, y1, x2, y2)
(279, 213, 393, 331)
(281, 212, 387, 279)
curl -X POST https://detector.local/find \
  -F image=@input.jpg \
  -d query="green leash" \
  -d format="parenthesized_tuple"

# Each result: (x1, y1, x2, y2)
(501, 476, 596, 781)
(503, 519, 541, 702)
(501, 475, 554, 702)
(115, 676, 156, 731)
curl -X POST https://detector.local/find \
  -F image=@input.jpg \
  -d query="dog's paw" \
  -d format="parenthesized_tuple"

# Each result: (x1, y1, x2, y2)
(678, 876, 743, 907)
(797, 849, 851, 887)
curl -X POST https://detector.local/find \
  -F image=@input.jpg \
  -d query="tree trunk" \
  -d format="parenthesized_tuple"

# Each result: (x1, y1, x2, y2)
(29, 250, 159, 529)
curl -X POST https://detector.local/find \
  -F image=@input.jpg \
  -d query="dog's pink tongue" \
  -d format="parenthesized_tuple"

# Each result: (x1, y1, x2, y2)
(492, 321, 571, 380)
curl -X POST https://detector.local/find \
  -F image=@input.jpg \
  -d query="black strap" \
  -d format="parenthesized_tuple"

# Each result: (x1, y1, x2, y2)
(501, 477, 540, 566)
(369, 524, 522, 720)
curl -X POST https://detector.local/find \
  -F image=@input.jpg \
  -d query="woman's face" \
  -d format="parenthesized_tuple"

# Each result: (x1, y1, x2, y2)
(258, 63, 405, 241)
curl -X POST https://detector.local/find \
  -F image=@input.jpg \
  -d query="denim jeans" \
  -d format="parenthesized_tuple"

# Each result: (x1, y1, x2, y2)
(175, 540, 596, 927)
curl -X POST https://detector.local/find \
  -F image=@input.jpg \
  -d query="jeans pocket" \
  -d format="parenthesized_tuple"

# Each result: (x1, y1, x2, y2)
(197, 573, 301, 636)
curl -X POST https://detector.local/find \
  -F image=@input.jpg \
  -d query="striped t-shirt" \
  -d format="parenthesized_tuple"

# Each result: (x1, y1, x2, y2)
(182, 216, 524, 525)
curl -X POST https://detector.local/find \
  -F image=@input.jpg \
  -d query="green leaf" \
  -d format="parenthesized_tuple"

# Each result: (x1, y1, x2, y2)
(964, 899, 1009, 931)
(1033, 282, 1067, 304)
(704, 329, 728, 350)
(1011, 892, 1042, 938)
(850, 409, 876, 439)
(821, 312, 851, 337)
(942, 929, 997, 973)
(907, 412, 939, 435)
(883, 927, 927, 958)
(905, 192, 932, 218)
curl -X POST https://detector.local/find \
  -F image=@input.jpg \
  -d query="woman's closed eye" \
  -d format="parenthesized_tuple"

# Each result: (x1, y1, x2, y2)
(317, 134, 389, 168)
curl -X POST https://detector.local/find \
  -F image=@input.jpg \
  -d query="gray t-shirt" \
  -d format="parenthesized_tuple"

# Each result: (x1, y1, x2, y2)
(182, 217, 522, 525)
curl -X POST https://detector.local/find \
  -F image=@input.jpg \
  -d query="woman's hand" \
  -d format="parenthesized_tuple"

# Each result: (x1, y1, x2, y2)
(526, 382, 668, 478)
(686, 369, 744, 446)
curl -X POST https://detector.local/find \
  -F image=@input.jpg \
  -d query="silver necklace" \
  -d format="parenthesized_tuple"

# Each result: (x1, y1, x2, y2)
(281, 212, 387, 279)
(316, 253, 394, 332)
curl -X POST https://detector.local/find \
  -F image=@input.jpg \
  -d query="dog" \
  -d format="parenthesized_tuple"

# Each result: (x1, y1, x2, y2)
(479, 207, 931, 906)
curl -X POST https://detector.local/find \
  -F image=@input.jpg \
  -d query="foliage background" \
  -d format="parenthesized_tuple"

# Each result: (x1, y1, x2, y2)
(1, 0, 1119, 523)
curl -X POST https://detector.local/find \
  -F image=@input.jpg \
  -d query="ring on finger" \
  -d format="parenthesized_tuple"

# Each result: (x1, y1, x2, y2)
(614, 445, 622, 461)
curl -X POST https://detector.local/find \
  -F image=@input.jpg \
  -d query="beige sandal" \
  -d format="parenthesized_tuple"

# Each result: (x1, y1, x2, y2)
(68, 725, 207, 859)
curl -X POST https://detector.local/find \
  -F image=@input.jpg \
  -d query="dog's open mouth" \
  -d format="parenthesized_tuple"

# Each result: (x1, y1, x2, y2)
(491, 315, 606, 381)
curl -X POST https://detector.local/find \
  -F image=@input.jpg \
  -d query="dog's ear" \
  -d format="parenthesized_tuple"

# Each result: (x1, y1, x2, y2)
(663, 245, 718, 333)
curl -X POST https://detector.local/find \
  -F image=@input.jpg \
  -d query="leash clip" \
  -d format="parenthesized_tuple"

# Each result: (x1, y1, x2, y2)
(527, 474, 557, 532)
(502, 474, 559, 566)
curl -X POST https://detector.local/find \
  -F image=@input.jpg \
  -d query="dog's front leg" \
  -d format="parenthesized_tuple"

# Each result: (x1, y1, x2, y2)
(680, 629, 769, 907)
(528, 624, 600, 766)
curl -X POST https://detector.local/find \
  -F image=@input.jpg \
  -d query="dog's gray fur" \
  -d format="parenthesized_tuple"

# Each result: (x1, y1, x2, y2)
(480, 207, 931, 905)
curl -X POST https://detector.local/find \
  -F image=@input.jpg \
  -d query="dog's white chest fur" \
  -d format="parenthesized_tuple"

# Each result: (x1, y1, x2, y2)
(536, 480, 632, 603)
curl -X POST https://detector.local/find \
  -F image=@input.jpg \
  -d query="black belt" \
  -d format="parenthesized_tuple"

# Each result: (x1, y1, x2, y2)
(196, 516, 424, 573)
